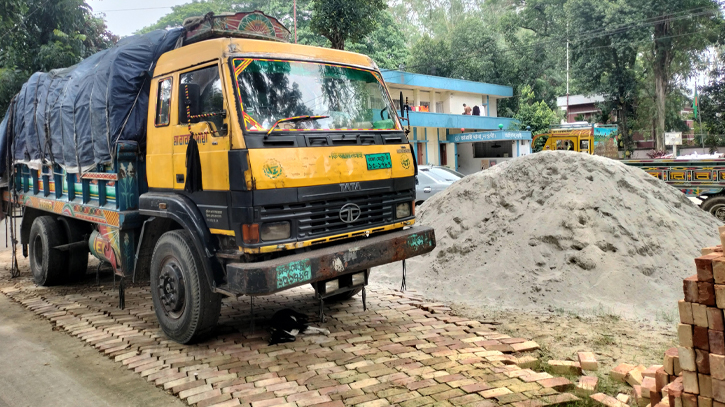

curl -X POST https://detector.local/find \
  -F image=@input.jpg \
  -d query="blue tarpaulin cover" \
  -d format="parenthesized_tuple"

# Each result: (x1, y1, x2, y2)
(0, 28, 184, 174)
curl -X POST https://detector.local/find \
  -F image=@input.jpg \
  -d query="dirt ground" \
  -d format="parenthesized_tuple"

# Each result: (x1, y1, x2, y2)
(449, 303, 678, 371)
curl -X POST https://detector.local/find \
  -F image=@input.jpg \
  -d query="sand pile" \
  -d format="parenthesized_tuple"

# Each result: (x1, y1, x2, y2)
(375, 151, 722, 318)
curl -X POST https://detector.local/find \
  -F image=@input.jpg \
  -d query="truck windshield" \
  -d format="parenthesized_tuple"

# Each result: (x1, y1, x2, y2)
(232, 58, 399, 132)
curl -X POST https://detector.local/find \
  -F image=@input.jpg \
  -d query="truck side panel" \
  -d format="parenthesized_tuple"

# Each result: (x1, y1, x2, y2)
(3, 141, 144, 277)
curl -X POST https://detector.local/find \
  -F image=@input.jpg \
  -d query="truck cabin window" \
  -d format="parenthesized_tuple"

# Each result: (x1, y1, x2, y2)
(156, 77, 172, 126)
(232, 58, 399, 132)
(179, 65, 225, 132)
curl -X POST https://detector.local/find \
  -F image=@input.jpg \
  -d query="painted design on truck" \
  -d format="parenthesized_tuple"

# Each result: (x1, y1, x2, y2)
(262, 159, 283, 179)
(3, 191, 121, 227)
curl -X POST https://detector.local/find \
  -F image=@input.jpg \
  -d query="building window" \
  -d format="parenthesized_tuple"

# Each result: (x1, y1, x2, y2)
(435, 102, 443, 113)
(155, 77, 172, 126)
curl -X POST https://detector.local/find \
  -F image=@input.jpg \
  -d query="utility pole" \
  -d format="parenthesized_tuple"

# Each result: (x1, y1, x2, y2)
(566, 24, 570, 124)
(294, 0, 297, 44)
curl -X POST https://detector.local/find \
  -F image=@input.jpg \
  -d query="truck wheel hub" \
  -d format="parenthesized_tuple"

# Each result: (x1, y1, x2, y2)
(158, 261, 185, 315)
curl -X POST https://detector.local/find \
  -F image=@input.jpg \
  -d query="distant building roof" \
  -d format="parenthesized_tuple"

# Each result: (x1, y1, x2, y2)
(556, 94, 606, 109)
(382, 70, 513, 98)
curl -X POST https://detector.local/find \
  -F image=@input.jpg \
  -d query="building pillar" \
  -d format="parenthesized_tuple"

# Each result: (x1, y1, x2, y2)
(413, 89, 420, 108)
(431, 92, 438, 113)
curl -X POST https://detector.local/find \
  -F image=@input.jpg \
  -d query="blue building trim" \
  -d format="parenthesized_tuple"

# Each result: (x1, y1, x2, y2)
(447, 130, 532, 143)
(407, 112, 517, 130)
(382, 70, 513, 97)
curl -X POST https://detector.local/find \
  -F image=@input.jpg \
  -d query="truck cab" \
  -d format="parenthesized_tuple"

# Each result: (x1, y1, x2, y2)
(145, 38, 416, 255)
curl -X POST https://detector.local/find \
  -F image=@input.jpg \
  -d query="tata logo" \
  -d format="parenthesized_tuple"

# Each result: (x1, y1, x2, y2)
(339, 203, 361, 224)
(340, 182, 361, 192)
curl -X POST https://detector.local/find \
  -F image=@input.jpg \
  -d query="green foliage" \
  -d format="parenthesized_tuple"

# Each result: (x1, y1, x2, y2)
(701, 67, 725, 138)
(346, 11, 409, 69)
(139, 1, 405, 68)
(0, 0, 117, 113)
(310, 0, 387, 50)
(511, 85, 561, 135)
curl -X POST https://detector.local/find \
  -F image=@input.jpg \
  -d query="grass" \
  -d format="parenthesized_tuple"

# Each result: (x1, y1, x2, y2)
(592, 333, 617, 347)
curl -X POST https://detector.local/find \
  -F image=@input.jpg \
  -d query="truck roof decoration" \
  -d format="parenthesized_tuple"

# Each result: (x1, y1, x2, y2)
(183, 11, 291, 44)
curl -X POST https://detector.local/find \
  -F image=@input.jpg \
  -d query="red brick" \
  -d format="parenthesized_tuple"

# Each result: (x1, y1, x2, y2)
(712, 330, 725, 355)
(714, 379, 725, 403)
(655, 368, 669, 392)
(537, 377, 573, 392)
(698, 256, 716, 283)
(701, 282, 717, 306)
(698, 350, 712, 375)
(686, 276, 700, 302)
(695, 326, 711, 351)
(710, 308, 725, 331)
(461, 382, 492, 393)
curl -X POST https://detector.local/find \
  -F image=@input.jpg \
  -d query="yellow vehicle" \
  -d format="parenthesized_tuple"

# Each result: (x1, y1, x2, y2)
(533, 123, 619, 157)
(0, 12, 435, 343)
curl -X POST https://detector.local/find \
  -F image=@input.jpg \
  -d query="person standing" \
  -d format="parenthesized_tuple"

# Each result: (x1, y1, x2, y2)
(463, 104, 472, 115)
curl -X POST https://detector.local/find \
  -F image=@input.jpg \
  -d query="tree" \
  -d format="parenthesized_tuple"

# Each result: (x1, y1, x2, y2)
(645, 0, 721, 150)
(700, 66, 725, 141)
(565, 0, 649, 153)
(0, 0, 117, 113)
(346, 11, 409, 69)
(309, 0, 387, 50)
(512, 84, 561, 135)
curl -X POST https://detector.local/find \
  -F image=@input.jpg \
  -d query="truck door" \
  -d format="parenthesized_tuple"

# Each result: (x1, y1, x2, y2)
(171, 62, 231, 192)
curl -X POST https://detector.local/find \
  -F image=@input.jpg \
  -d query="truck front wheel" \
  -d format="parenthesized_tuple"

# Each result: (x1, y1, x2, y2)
(29, 216, 69, 286)
(702, 196, 725, 222)
(150, 229, 221, 344)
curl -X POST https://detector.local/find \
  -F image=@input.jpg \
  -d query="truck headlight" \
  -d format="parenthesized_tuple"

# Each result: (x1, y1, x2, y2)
(325, 279, 339, 292)
(396, 202, 411, 219)
(260, 221, 291, 241)
(352, 272, 365, 286)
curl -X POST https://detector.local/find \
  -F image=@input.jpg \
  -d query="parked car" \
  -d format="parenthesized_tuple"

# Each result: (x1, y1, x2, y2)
(415, 165, 464, 204)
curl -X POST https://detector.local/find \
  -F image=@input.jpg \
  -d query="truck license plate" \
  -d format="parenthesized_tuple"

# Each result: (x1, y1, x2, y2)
(365, 153, 392, 170)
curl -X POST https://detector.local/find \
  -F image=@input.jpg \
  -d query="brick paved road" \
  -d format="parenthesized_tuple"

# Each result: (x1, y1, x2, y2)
(0, 273, 581, 407)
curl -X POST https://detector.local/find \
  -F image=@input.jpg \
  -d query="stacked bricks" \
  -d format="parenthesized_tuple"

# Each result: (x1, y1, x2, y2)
(664, 244, 725, 407)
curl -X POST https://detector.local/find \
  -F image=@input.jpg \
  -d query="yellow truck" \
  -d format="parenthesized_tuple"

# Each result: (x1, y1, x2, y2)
(533, 124, 620, 158)
(0, 12, 435, 343)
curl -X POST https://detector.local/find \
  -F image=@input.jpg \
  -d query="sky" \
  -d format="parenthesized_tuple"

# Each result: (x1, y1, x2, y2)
(87, 0, 190, 36)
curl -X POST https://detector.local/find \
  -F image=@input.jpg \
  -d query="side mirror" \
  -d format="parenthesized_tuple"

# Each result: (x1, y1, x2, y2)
(215, 123, 228, 138)
(179, 83, 201, 123)
(415, 177, 419, 185)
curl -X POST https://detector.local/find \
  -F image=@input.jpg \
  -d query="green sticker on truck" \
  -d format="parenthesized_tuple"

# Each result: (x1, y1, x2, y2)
(365, 153, 392, 170)
(276, 259, 312, 289)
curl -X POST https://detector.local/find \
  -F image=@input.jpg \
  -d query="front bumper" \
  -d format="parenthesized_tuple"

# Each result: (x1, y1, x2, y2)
(223, 226, 435, 295)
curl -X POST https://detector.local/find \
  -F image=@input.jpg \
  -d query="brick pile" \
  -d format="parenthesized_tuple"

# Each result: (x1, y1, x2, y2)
(593, 241, 725, 407)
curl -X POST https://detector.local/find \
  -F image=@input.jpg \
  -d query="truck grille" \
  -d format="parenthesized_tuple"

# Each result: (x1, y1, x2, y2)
(259, 190, 413, 239)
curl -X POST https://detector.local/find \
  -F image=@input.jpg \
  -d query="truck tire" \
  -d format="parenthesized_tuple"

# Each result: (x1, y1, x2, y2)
(150, 229, 221, 344)
(702, 196, 725, 222)
(326, 287, 363, 302)
(58, 217, 90, 281)
(29, 216, 69, 286)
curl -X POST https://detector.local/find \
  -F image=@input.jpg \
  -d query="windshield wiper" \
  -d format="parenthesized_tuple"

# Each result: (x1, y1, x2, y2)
(265, 115, 330, 138)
